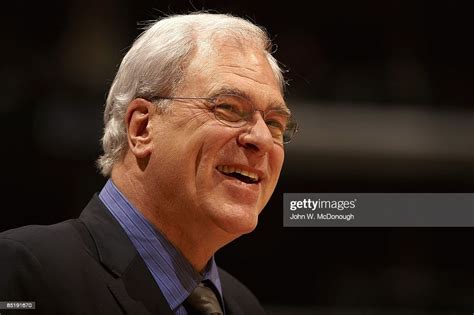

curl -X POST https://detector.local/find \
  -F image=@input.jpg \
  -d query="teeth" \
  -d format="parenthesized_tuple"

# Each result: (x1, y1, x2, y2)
(217, 165, 259, 182)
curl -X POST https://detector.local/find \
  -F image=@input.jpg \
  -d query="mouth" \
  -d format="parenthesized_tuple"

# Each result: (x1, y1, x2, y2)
(216, 165, 261, 184)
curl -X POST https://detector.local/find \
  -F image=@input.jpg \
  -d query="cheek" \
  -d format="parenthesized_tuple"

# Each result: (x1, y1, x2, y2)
(193, 128, 237, 178)
(265, 149, 285, 192)
(270, 148, 285, 178)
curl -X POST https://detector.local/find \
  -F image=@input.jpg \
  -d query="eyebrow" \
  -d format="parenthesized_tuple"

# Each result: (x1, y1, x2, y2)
(210, 86, 291, 115)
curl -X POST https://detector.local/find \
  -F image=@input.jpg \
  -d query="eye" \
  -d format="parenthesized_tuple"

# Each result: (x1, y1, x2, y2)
(264, 111, 288, 132)
(214, 103, 235, 112)
(265, 119, 285, 131)
(213, 102, 244, 122)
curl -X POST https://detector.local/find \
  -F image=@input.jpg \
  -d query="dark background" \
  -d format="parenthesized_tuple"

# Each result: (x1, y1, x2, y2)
(1, 1, 473, 314)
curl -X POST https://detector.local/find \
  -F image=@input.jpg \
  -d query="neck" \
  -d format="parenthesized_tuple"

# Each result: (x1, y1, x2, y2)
(110, 164, 236, 272)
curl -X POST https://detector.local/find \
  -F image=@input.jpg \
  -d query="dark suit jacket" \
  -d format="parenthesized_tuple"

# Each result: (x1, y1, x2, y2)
(0, 195, 265, 314)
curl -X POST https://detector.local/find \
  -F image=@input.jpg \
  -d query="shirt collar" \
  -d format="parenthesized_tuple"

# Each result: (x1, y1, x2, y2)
(99, 179, 223, 312)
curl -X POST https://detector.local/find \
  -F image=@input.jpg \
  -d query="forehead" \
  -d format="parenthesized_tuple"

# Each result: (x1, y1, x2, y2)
(179, 38, 286, 110)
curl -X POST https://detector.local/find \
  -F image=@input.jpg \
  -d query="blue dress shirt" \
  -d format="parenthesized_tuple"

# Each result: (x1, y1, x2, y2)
(99, 179, 224, 314)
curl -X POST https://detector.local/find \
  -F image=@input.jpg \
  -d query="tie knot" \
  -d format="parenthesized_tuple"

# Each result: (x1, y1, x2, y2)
(185, 282, 223, 315)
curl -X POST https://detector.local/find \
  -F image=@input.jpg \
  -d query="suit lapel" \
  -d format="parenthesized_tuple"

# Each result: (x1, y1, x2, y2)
(219, 269, 243, 315)
(108, 278, 150, 315)
(221, 291, 243, 315)
(78, 195, 173, 315)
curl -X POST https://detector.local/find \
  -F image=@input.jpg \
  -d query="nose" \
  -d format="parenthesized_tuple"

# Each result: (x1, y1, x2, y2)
(237, 114, 275, 153)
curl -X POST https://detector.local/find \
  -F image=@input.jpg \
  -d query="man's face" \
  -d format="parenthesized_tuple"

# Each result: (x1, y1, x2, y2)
(147, 40, 286, 237)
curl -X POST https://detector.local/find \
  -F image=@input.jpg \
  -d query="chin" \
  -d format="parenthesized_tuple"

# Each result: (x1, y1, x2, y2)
(222, 217, 259, 236)
(209, 203, 261, 236)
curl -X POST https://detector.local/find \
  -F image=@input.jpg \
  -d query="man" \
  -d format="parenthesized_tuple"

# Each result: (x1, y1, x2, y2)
(0, 13, 297, 314)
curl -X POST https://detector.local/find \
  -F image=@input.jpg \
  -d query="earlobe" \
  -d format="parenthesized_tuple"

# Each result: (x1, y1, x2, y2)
(125, 98, 154, 158)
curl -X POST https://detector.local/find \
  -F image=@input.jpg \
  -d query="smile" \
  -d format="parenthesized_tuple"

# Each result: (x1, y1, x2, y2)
(216, 165, 260, 184)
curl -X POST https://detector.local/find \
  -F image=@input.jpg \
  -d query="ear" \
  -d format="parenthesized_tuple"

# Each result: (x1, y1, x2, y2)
(124, 98, 155, 158)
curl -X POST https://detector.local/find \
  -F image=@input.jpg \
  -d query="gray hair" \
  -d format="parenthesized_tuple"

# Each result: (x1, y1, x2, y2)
(97, 12, 285, 176)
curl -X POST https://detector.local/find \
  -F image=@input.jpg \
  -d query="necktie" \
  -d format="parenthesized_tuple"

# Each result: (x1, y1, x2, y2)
(185, 282, 223, 315)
